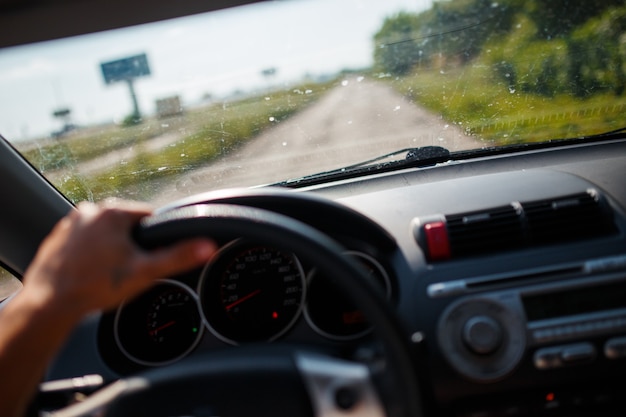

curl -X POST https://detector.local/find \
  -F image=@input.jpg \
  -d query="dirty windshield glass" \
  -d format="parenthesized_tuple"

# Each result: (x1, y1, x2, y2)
(0, 0, 624, 205)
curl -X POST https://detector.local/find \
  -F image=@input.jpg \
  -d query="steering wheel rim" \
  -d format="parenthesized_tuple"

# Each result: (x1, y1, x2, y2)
(57, 203, 423, 417)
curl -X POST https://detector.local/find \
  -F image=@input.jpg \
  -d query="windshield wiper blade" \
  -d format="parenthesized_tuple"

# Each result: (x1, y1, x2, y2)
(273, 146, 450, 188)
(273, 126, 626, 189)
(448, 125, 626, 160)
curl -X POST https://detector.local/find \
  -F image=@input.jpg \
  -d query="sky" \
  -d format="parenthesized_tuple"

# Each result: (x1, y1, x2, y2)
(0, 0, 432, 141)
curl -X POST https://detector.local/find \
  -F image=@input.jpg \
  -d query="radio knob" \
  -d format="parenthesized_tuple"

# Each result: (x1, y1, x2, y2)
(438, 298, 525, 382)
(462, 315, 503, 355)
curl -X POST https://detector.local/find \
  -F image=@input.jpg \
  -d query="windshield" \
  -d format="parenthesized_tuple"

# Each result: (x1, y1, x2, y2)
(1, 0, 624, 205)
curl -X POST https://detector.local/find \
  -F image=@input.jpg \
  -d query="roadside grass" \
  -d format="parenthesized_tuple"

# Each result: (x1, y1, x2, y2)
(392, 65, 626, 146)
(21, 82, 327, 202)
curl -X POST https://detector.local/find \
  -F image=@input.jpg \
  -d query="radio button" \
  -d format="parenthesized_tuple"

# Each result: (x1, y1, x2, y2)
(534, 348, 563, 369)
(605, 336, 626, 359)
(462, 316, 503, 355)
(534, 343, 595, 369)
(561, 343, 595, 363)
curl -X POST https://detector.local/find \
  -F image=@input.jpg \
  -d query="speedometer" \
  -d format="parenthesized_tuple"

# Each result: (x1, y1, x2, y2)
(198, 241, 305, 344)
(114, 280, 203, 366)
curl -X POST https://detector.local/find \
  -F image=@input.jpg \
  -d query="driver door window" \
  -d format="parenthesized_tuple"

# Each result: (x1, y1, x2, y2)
(0, 268, 22, 302)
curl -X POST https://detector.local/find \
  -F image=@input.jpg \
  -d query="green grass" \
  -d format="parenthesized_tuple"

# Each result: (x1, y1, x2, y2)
(20, 82, 328, 203)
(393, 65, 626, 145)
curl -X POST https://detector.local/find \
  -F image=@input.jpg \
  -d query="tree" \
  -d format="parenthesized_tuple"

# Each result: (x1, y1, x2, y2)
(569, 5, 626, 96)
(523, 0, 625, 39)
(373, 12, 428, 75)
(373, 0, 519, 75)
(373, 0, 626, 100)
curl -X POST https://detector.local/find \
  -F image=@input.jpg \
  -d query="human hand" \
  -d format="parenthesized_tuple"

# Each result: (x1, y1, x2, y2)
(22, 200, 217, 321)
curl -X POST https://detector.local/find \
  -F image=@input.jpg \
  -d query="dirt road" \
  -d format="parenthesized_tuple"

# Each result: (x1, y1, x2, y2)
(149, 77, 480, 205)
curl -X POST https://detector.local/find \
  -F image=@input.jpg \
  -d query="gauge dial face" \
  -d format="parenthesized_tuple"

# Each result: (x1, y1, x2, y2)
(114, 280, 203, 366)
(199, 242, 305, 344)
(305, 251, 391, 340)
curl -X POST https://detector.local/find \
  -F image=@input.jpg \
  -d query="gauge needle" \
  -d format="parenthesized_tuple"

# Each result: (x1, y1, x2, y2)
(149, 320, 176, 336)
(225, 289, 261, 311)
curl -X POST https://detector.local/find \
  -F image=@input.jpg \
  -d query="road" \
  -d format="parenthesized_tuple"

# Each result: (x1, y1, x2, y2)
(148, 78, 481, 205)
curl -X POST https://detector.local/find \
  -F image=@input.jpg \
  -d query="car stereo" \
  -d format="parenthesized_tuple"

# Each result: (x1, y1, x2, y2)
(433, 254, 626, 383)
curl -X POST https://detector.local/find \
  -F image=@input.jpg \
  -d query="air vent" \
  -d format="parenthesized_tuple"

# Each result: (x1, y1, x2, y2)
(416, 189, 618, 261)
(523, 190, 616, 245)
(446, 204, 524, 257)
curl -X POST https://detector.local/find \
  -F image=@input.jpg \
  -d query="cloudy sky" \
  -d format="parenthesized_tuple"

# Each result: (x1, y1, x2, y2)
(0, 0, 431, 141)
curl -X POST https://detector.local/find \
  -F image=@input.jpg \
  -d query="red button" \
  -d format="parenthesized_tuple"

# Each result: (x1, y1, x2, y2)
(424, 221, 451, 261)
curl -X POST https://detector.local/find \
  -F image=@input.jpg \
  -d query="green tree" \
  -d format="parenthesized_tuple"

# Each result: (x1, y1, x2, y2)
(569, 5, 626, 96)
(428, 0, 519, 62)
(483, 14, 570, 96)
(373, 0, 626, 100)
(373, 0, 519, 75)
(523, 0, 624, 39)
(373, 12, 429, 75)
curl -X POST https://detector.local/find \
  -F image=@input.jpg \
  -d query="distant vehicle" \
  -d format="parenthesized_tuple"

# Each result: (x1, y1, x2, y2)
(156, 96, 183, 119)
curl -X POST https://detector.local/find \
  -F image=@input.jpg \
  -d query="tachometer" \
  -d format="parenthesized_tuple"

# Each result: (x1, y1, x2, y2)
(305, 251, 391, 340)
(198, 241, 305, 344)
(114, 280, 203, 366)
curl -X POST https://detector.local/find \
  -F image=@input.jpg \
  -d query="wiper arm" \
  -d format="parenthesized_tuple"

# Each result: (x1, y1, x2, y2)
(274, 126, 626, 189)
(273, 146, 450, 188)
(449, 125, 626, 160)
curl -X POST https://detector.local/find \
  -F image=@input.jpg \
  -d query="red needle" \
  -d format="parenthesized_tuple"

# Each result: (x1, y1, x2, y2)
(149, 320, 176, 336)
(225, 289, 261, 311)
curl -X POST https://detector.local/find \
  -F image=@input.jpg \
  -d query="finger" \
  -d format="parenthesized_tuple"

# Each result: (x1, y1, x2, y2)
(99, 200, 154, 222)
(101, 198, 154, 215)
(73, 201, 152, 233)
(138, 239, 217, 281)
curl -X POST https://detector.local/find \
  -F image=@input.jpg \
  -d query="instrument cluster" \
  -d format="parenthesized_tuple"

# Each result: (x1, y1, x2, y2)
(113, 239, 392, 366)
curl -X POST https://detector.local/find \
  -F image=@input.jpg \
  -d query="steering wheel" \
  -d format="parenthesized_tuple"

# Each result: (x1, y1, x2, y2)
(54, 204, 423, 417)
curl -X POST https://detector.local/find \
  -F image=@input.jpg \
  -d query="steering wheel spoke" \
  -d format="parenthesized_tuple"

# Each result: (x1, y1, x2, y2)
(296, 352, 386, 417)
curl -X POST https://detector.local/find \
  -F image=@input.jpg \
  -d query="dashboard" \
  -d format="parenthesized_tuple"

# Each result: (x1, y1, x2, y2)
(47, 138, 626, 416)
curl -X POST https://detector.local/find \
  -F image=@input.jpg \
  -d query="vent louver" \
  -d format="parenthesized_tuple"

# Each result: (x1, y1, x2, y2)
(446, 204, 524, 257)
(522, 191, 616, 245)
(419, 189, 618, 261)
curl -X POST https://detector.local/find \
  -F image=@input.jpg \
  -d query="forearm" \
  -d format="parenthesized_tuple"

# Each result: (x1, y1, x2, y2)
(0, 288, 79, 417)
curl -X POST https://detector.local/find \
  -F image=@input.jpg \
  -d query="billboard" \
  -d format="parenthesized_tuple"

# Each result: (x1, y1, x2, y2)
(100, 53, 150, 85)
